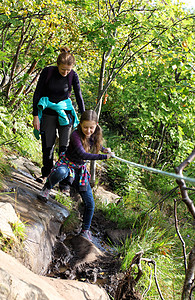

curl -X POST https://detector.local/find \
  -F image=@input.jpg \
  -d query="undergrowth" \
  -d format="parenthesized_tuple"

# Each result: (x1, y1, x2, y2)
(55, 191, 81, 233)
(99, 130, 195, 300)
(98, 186, 194, 299)
(0, 149, 11, 188)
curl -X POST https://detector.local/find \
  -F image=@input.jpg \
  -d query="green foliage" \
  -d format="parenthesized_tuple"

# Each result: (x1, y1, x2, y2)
(0, 149, 11, 188)
(106, 159, 142, 195)
(0, 105, 42, 166)
(0, 0, 194, 174)
(102, 200, 148, 230)
(91, 0, 195, 171)
(0, 106, 14, 143)
(101, 127, 145, 195)
(62, 210, 81, 233)
(55, 191, 81, 232)
(98, 145, 194, 299)
(0, 0, 93, 113)
(101, 51, 195, 168)
(119, 226, 174, 270)
(0, 219, 26, 253)
(11, 219, 26, 242)
(55, 192, 73, 210)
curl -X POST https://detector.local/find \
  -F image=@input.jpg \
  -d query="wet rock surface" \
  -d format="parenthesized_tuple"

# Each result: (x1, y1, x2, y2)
(0, 155, 142, 299)
(48, 235, 122, 298)
(0, 250, 110, 300)
(47, 210, 142, 299)
(47, 209, 129, 298)
(0, 155, 69, 275)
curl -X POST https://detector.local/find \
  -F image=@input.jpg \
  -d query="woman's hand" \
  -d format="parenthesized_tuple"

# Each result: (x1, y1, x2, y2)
(33, 116, 40, 131)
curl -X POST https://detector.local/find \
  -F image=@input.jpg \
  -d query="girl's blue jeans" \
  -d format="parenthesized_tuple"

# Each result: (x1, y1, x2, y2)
(45, 164, 95, 230)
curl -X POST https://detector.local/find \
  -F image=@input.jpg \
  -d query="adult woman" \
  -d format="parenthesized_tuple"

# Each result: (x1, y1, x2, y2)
(37, 110, 114, 241)
(33, 47, 85, 188)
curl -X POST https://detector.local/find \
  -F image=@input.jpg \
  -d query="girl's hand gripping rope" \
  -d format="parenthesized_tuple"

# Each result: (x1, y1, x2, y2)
(103, 148, 115, 159)
(107, 152, 115, 159)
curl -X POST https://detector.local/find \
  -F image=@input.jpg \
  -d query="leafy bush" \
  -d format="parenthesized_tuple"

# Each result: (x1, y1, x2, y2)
(0, 105, 42, 165)
(0, 106, 14, 145)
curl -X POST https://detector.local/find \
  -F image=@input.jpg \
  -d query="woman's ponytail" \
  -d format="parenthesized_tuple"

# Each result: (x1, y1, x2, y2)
(57, 46, 75, 66)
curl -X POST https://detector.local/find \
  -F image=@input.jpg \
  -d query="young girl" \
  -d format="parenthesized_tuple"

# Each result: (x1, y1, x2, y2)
(37, 110, 114, 241)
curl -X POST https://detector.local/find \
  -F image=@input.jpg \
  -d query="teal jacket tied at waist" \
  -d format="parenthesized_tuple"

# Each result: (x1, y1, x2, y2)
(38, 97, 79, 127)
(34, 97, 79, 140)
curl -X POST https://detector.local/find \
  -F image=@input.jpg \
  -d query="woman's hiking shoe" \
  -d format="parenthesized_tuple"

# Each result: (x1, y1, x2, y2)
(81, 229, 92, 242)
(60, 187, 70, 197)
(36, 176, 46, 184)
(60, 185, 70, 196)
(37, 187, 50, 203)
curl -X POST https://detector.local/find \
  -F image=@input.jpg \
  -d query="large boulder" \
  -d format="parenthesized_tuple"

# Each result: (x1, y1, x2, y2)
(94, 185, 120, 205)
(0, 250, 109, 300)
(0, 202, 24, 240)
(0, 155, 69, 275)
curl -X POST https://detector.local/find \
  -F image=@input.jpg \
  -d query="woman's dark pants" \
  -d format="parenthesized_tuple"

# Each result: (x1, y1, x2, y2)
(40, 113, 73, 179)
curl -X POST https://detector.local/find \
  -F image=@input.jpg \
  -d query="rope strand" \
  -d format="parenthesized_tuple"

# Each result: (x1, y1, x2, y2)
(111, 154, 195, 184)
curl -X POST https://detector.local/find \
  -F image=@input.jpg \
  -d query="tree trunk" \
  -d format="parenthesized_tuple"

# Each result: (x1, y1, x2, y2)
(6, 20, 30, 100)
(175, 148, 195, 299)
(90, 50, 112, 186)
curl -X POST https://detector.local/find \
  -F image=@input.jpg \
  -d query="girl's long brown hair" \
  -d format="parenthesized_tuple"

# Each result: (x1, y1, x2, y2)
(77, 110, 103, 153)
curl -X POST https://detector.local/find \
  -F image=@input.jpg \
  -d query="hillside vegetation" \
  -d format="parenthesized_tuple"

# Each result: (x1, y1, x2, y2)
(0, 0, 194, 299)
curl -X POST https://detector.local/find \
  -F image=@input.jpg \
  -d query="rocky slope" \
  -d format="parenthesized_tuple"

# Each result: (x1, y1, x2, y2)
(0, 155, 123, 299)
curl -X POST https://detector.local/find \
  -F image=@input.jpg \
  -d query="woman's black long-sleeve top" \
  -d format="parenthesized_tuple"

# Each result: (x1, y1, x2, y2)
(33, 66, 85, 116)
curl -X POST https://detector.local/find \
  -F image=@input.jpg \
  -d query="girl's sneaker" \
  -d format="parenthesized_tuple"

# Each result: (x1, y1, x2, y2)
(81, 229, 92, 242)
(37, 187, 50, 203)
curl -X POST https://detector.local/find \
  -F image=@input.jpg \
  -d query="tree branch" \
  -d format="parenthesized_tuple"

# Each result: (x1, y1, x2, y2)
(182, 244, 195, 300)
(174, 199, 187, 273)
(175, 149, 195, 299)
(175, 148, 195, 218)
(115, 251, 165, 300)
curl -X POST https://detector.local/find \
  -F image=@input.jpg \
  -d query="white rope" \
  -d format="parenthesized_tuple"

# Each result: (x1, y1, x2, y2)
(111, 154, 195, 184)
